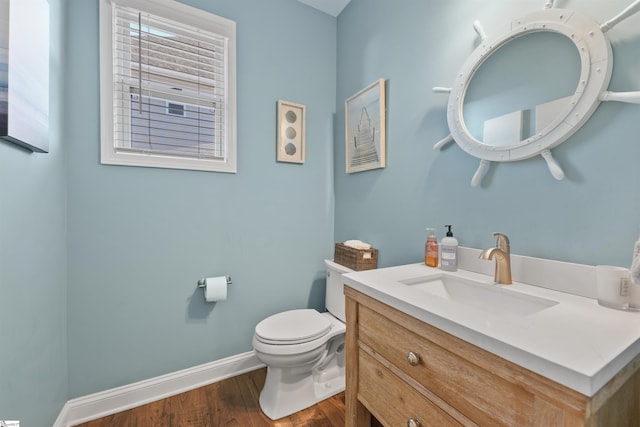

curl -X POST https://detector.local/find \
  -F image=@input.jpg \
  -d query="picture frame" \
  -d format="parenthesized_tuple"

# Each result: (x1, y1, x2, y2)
(276, 100, 305, 164)
(345, 78, 386, 173)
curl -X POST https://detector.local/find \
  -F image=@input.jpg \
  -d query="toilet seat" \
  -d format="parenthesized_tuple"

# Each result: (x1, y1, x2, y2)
(254, 309, 332, 345)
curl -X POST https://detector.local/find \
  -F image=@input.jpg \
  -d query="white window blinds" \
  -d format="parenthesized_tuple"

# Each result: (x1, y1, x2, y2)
(101, 0, 236, 172)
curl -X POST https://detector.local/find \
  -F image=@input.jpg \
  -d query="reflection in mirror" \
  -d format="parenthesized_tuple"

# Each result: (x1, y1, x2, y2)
(462, 31, 581, 146)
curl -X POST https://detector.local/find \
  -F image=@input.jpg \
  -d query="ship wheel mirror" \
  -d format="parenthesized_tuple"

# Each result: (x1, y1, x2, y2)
(433, 0, 640, 187)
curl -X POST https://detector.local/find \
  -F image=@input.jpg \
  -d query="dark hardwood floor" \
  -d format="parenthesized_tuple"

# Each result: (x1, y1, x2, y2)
(74, 368, 357, 426)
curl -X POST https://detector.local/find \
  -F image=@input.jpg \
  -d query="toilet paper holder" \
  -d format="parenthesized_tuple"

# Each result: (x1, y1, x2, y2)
(197, 276, 232, 288)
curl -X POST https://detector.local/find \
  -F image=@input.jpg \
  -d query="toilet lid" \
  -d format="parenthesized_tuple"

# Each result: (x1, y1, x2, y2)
(255, 309, 332, 345)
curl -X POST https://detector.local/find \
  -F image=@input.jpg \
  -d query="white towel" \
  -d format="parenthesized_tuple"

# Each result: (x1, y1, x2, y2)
(631, 234, 640, 285)
(344, 239, 371, 250)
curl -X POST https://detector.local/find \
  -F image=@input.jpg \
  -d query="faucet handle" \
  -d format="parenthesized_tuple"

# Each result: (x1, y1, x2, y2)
(492, 232, 510, 252)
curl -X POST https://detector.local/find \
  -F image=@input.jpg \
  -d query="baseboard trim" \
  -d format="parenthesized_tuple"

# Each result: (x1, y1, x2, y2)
(53, 351, 264, 427)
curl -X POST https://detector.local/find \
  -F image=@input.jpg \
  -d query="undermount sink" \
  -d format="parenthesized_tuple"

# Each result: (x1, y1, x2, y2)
(399, 273, 558, 316)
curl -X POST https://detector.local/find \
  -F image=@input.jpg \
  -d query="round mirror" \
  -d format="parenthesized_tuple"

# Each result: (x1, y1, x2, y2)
(444, 8, 612, 163)
(462, 31, 581, 146)
(433, 2, 640, 186)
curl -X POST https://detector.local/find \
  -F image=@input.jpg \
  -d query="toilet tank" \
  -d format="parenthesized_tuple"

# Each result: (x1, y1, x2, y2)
(324, 259, 354, 322)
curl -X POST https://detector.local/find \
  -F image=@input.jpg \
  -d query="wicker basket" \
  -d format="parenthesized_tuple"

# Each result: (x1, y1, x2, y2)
(334, 243, 378, 271)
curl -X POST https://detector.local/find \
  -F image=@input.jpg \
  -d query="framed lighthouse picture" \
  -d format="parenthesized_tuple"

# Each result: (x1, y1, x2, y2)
(345, 78, 386, 173)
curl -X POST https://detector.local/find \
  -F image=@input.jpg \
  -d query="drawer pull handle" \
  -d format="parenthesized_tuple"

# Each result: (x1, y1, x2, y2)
(407, 418, 421, 427)
(407, 351, 420, 366)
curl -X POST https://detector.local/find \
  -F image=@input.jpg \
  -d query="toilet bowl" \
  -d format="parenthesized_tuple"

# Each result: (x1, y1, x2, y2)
(252, 259, 353, 420)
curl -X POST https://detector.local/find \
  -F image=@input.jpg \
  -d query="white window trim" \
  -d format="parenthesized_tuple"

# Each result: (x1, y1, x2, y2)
(99, 0, 237, 173)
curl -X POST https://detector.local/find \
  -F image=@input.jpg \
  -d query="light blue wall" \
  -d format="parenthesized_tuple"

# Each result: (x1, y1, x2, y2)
(65, 0, 337, 398)
(0, 0, 68, 425)
(335, 0, 640, 269)
(6, 0, 640, 424)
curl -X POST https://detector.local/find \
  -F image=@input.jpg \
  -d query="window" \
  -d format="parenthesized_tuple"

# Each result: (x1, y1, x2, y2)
(166, 102, 185, 117)
(99, 0, 236, 172)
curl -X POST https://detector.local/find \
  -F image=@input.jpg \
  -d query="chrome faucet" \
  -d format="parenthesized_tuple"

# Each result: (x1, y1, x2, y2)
(479, 232, 512, 284)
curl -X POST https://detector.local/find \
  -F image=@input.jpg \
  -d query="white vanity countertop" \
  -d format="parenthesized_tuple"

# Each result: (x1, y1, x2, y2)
(342, 262, 640, 396)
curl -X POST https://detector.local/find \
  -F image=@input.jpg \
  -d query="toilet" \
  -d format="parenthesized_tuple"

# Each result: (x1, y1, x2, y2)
(252, 259, 353, 420)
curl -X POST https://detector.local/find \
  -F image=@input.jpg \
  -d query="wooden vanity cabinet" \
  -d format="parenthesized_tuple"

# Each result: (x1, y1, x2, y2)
(345, 286, 640, 427)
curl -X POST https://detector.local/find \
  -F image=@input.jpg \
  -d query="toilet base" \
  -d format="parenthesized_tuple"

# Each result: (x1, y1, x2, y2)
(258, 339, 345, 420)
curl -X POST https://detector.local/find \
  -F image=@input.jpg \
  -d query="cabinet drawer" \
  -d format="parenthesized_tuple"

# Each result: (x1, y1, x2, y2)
(359, 348, 462, 427)
(358, 304, 533, 426)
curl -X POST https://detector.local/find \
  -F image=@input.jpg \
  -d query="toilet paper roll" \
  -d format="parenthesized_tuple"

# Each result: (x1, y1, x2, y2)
(203, 276, 228, 302)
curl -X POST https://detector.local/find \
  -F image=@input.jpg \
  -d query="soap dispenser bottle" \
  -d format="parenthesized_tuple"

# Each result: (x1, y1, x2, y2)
(425, 228, 438, 267)
(440, 225, 458, 271)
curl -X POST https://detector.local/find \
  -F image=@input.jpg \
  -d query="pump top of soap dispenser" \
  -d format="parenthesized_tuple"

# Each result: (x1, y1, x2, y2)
(445, 225, 453, 237)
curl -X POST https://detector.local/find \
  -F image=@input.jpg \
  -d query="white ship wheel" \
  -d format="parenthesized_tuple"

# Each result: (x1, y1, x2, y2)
(433, 0, 640, 187)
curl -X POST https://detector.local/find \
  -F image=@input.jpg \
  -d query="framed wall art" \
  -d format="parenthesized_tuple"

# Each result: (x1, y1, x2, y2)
(345, 78, 386, 173)
(276, 100, 305, 164)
